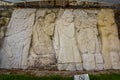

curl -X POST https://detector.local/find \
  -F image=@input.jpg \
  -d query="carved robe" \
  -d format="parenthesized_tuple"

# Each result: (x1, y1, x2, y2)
(54, 10, 82, 70)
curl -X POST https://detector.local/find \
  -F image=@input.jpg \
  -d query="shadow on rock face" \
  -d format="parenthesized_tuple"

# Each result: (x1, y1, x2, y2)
(115, 10, 120, 39)
(0, 10, 13, 48)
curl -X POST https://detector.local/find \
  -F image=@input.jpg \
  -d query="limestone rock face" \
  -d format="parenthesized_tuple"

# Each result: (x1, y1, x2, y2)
(74, 10, 100, 54)
(98, 9, 120, 69)
(54, 10, 82, 71)
(0, 10, 12, 46)
(74, 9, 103, 70)
(28, 10, 56, 68)
(0, 8, 120, 71)
(82, 54, 96, 70)
(0, 18, 8, 39)
(0, 9, 36, 69)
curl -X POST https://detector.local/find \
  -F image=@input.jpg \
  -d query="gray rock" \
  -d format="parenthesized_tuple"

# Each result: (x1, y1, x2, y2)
(0, 9, 36, 69)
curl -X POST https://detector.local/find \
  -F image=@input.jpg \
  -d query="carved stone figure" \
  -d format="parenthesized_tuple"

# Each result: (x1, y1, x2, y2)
(28, 10, 56, 68)
(98, 9, 120, 69)
(54, 10, 82, 71)
(0, 9, 36, 69)
(74, 10, 103, 70)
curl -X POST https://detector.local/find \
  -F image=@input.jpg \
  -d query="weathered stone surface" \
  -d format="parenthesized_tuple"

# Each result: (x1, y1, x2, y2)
(74, 10, 103, 70)
(0, 8, 120, 71)
(82, 54, 96, 71)
(36, 9, 46, 19)
(94, 53, 104, 70)
(110, 51, 120, 69)
(0, 10, 12, 17)
(96, 64, 104, 70)
(28, 10, 56, 68)
(54, 10, 82, 71)
(58, 63, 83, 71)
(95, 54, 104, 64)
(0, 9, 36, 69)
(0, 10, 12, 52)
(74, 10, 100, 54)
(0, 17, 8, 39)
(98, 9, 120, 69)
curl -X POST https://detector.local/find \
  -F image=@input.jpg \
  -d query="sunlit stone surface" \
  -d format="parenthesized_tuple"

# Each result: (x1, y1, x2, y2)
(54, 10, 82, 71)
(98, 9, 120, 69)
(0, 9, 36, 69)
(0, 9, 120, 71)
(28, 10, 56, 68)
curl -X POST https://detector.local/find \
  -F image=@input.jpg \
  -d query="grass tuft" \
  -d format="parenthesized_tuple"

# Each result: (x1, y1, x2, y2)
(0, 73, 120, 80)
